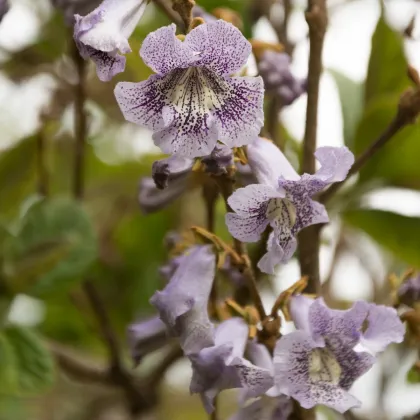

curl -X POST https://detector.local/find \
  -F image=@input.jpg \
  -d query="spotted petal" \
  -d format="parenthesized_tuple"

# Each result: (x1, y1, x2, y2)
(257, 231, 297, 274)
(359, 303, 405, 354)
(190, 318, 273, 413)
(140, 24, 198, 75)
(274, 331, 361, 413)
(185, 20, 252, 76)
(150, 246, 216, 354)
(226, 185, 283, 242)
(247, 137, 299, 188)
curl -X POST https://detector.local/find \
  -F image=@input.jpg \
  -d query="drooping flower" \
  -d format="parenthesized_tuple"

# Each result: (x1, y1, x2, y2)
(398, 273, 420, 307)
(150, 246, 216, 354)
(74, 0, 148, 81)
(258, 51, 306, 106)
(127, 316, 168, 365)
(190, 318, 274, 413)
(273, 295, 404, 412)
(138, 147, 253, 214)
(225, 138, 354, 273)
(115, 21, 264, 158)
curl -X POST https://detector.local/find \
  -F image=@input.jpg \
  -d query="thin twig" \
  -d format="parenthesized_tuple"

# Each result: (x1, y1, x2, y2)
(319, 116, 407, 203)
(297, 0, 328, 295)
(72, 42, 87, 201)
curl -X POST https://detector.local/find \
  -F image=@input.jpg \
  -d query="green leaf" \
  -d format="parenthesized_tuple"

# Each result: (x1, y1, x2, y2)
(5, 198, 97, 295)
(354, 96, 420, 189)
(3, 326, 54, 395)
(344, 209, 420, 267)
(365, 15, 409, 105)
(407, 363, 420, 384)
(0, 333, 17, 390)
(329, 69, 364, 148)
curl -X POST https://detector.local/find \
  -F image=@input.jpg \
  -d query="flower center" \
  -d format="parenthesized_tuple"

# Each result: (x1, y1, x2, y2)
(308, 348, 341, 385)
(266, 198, 296, 227)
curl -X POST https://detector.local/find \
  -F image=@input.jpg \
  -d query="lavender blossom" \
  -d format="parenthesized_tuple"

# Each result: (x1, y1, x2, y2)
(225, 138, 354, 274)
(74, 0, 147, 81)
(190, 318, 274, 413)
(398, 273, 420, 307)
(115, 21, 264, 157)
(258, 51, 306, 106)
(192, 5, 216, 23)
(127, 316, 168, 365)
(273, 296, 404, 412)
(150, 246, 216, 355)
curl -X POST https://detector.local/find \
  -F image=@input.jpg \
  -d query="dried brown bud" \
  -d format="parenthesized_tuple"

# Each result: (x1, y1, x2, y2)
(250, 39, 284, 62)
(212, 7, 243, 30)
(404, 15, 416, 39)
(398, 87, 420, 124)
(172, 0, 195, 31)
(190, 16, 204, 30)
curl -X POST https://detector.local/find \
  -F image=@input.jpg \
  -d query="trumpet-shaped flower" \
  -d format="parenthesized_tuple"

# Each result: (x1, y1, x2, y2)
(115, 21, 264, 157)
(225, 138, 354, 273)
(74, 0, 147, 81)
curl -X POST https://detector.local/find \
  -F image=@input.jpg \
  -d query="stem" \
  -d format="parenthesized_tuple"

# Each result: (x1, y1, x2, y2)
(72, 42, 87, 201)
(36, 127, 49, 196)
(319, 115, 407, 203)
(153, 0, 184, 27)
(297, 0, 327, 295)
(214, 175, 266, 320)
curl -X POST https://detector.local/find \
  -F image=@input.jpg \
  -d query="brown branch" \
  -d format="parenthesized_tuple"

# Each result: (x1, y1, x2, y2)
(72, 41, 88, 201)
(319, 115, 408, 203)
(152, 0, 184, 27)
(297, 0, 328, 296)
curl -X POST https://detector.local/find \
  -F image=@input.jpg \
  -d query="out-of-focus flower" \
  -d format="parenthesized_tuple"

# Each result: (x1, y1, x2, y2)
(127, 316, 168, 365)
(74, 0, 147, 81)
(115, 21, 264, 158)
(258, 51, 306, 106)
(190, 318, 274, 413)
(150, 246, 216, 354)
(192, 5, 216, 23)
(398, 273, 420, 307)
(225, 138, 354, 273)
(0, 0, 9, 23)
(274, 296, 404, 412)
(138, 147, 253, 214)
(52, 0, 102, 24)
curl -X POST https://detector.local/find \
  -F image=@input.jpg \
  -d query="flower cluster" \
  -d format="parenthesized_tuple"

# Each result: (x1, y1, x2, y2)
(75, 1, 407, 416)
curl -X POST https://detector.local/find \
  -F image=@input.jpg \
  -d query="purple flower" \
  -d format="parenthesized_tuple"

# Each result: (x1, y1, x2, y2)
(150, 246, 216, 355)
(74, 0, 147, 81)
(398, 273, 420, 307)
(192, 5, 216, 23)
(138, 148, 252, 214)
(114, 21, 264, 158)
(127, 316, 168, 365)
(190, 318, 274, 413)
(273, 296, 404, 412)
(225, 138, 354, 273)
(258, 51, 306, 106)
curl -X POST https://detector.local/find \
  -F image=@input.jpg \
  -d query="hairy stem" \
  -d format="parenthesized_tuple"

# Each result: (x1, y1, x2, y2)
(297, 0, 328, 295)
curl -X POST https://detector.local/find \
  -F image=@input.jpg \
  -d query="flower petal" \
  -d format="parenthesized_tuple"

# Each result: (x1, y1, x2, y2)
(360, 303, 405, 354)
(314, 146, 355, 184)
(226, 185, 283, 243)
(150, 246, 216, 354)
(215, 318, 249, 360)
(247, 137, 299, 188)
(289, 295, 314, 334)
(152, 155, 194, 189)
(138, 176, 187, 214)
(257, 231, 297, 274)
(140, 24, 198, 74)
(201, 144, 234, 175)
(215, 76, 264, 149)
(185, 20, 251, 75)
(127, 316, 168, 365)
